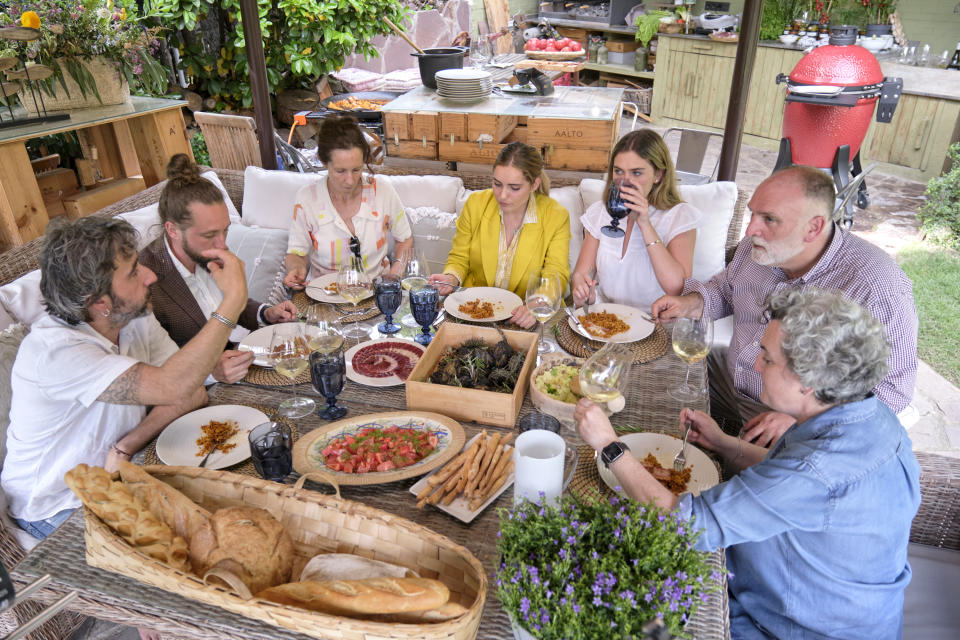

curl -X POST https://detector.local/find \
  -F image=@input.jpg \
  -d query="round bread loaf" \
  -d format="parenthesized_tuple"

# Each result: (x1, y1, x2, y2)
(189, 506, 294, 594)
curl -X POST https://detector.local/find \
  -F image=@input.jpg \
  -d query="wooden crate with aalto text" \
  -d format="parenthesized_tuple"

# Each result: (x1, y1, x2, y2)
(525, 117, 618, 150)
(405, 323, 538, 428)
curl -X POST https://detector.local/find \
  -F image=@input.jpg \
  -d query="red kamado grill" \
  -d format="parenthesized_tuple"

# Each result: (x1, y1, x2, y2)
(773, 25, 902, 227)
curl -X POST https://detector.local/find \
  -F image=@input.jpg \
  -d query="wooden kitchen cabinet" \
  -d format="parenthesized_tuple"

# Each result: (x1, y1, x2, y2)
(860, 92, 960, 176)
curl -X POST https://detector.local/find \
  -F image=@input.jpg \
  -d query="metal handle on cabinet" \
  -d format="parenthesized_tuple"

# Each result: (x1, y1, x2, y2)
(692, 45, 712, 52)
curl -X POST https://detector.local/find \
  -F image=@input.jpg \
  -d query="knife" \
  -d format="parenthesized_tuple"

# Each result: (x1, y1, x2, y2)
(563, 305, 586, 332)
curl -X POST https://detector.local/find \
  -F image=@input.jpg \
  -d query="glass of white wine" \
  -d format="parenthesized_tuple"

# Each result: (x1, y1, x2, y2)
(304, 305, 344, 355)
(398, 247, 429, 327)
(669, 316, 714, 403)
(526, 272, 561, 355)
(578, 343, 633, 406)
(270, 323, 315, 418)
(337, 255, 372, 340)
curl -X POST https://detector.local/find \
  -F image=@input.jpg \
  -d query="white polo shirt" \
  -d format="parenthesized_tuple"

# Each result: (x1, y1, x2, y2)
(1, 312, 178, 521)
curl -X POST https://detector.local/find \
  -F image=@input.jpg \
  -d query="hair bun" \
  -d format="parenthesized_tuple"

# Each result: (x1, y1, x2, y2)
(166, 153, 201, 184)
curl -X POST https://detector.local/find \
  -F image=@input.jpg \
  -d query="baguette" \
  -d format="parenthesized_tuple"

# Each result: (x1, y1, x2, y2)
(299, 553, 416, 582)
(256, 577, 449, 616)
(64, 464, 190, 572)
(117, 460, 210, 543)
(369, 601, 469, 623)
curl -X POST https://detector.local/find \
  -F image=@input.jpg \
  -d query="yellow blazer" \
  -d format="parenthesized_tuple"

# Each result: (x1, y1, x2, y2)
(443, 190, 571, 297)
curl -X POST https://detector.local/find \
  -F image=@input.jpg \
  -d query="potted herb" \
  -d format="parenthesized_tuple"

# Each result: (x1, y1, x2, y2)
(497, 492, 720, 639)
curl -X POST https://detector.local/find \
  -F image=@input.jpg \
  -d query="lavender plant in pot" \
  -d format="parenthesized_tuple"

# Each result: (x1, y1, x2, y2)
(497, 492, 721, 639)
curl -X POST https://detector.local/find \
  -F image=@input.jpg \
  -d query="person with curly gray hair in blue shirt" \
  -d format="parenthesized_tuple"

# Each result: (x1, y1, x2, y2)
(576, 288, 921, 639)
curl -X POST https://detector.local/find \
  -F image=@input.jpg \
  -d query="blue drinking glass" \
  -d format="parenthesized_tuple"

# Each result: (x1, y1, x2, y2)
(374, 274, 402, 334)
(602, 181, 629, 238)
(409, 285, 439, 345)
(310, 350, 347, 420)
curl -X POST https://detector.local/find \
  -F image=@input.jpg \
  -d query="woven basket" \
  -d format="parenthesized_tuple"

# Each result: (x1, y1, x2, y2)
(20, 57, 130, 114)
(82, 466, 486, 640)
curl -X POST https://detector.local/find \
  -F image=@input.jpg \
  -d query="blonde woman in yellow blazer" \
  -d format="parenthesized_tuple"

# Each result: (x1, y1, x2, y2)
(429, 142, 571, 329)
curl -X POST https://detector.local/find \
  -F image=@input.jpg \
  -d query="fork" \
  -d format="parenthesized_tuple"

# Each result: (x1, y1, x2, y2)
(674, 421, 692, 472)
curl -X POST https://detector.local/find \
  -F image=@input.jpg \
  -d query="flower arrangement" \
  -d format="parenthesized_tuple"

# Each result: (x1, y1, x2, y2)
(0, 0, 168, 101)
(496, 492, 721, 639)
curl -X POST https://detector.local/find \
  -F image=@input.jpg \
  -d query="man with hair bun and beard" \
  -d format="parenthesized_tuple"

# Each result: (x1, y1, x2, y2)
(652, 166, 917, 447)
(139, 154, 298, 383)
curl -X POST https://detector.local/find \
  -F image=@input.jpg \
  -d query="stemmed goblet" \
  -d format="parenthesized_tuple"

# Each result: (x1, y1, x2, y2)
(304, 305, 344, 354)
(578, 342, 633, 405)
(601, 180, 630, 238)
(374, 274, 402, 334)
(669, 316, 714, 403)
(310, 349, 348, 420)
(409, 284, 439, 345)
(270, 323, 316, 419)
(337, 255, 372, 340)
(526, 272, 561, 355)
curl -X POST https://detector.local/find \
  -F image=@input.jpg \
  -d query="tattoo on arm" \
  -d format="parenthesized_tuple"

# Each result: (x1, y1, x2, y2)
(97, 363, 145, 405)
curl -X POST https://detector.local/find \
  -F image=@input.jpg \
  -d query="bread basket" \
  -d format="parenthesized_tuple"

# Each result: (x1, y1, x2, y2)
(81, 466, 485, 640)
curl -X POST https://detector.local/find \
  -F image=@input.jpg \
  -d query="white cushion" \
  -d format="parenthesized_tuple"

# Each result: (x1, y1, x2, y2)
(201, 171, 241, 222)
(118, 203, 162, 249)
(579, 179, 738, 283)
(382, 175, 464, 212)
(0, 304, 12, 333)
(226, 225, 289, 304)
(904, 543, 960, 640)
(549, 186, 585, 277)
(241, 166, 322, 229)
(407, 207, 459, 275)
(0, 270, 43, 326)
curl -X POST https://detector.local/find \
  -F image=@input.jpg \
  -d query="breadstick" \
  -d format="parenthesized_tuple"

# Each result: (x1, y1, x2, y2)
(477, 444, 506, 495)
(466, 432, 501, 497)
(480, 445, 513, 495)
(500, 433, 515, 446)
(470, 459, 514, 511)
(443, 472, 469, 505)
(427, 437, 477, 486)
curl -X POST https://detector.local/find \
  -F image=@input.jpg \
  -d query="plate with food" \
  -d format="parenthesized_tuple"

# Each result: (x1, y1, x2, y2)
(292, 411, 465, 485)
(568, 303, 655, 344)
(237, 325, 312, 368)
(345, 339, 425, 387)
(305, 273, 373, 305)
(155, 404, 268, 469)
(596, 432, 719, 498)
(443, 287, 522, 322)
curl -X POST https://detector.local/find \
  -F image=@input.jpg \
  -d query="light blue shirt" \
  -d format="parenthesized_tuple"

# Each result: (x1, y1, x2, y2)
(676, 396, 920, 639)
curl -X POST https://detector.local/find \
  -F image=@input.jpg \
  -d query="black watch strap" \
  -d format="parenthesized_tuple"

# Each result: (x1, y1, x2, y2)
(600, 440, 630, 468)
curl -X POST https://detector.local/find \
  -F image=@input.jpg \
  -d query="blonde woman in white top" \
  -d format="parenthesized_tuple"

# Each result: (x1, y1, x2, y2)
(283, 117, 412, 288)
(572, 129, 701, 310)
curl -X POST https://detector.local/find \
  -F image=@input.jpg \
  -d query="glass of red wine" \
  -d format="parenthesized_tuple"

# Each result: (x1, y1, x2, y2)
(310, 350, 348, 420)
(601, 180, 630, 238)
(374, 274, 402, 334)
(409, 284, 439, 345)
(248, 422, 293, 482)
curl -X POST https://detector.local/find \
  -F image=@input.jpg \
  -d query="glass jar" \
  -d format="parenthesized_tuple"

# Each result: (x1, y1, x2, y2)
(634, 47, 648, 72)
(597, 42, 609, 66)
(588, 38, 599, 63)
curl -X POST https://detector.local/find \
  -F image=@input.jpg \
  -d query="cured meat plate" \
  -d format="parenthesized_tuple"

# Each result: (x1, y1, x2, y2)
(345, 339, 425, 387)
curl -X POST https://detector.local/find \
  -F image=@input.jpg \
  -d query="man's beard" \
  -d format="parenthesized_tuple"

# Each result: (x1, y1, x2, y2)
(750, 236, 804, 266)
(182, 237, 213, 272)
(108, 289, 152, 327)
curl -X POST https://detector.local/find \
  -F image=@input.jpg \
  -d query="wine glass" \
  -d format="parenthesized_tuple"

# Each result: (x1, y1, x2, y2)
(470, 32, 491, 69)
(304, 306, 344, 354)
(409, 284, 439, 345)
(578, 343, 633, 405)
(398, 247, 429, 327)
(270, 323, 316, 418)
(526, 272, 561, 355)
(310, 350, 348, 420)
(669, 316, 714, 403)
(337, 255, 372, 340)
(374, 273, 402, 334)
(601, 181, 630, 238)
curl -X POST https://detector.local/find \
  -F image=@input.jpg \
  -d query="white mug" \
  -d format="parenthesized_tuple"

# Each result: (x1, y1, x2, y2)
(513, 430, 565, 505)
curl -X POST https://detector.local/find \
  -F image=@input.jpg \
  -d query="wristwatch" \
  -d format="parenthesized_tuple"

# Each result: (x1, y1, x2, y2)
(600, 440, 630, 468)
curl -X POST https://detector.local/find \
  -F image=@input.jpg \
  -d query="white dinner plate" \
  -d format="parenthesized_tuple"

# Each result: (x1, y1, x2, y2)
(237, 325, 281, 367)
(568, 303, 655, 343)
(443, 287, 522, 322)
(155, 405, 268, 469)
(435, 68, 493, 81)
(305, 273, 373, 305)
(345, 339, 425, 387)
(596, 432, 719, 497)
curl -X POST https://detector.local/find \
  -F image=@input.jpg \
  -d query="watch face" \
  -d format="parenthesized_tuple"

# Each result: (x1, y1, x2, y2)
(601, 441, 628, 467)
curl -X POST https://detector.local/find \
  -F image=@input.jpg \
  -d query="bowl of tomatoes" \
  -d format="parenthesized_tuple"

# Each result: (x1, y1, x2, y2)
(524, 37, 585, 60)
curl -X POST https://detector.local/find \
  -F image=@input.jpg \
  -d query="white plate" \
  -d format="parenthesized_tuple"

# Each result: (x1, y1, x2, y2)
(305, 273, 373, 305)
(409, 433, 515, 523)
(596, 432, 719, 497)
(443, 287, 522, 322)
(345, 339, 425, 387)
(435, 68, 493, 81)
(155, 405, 268, 469)
(568, 303, 655, 343)
(237, 325, 280, 367)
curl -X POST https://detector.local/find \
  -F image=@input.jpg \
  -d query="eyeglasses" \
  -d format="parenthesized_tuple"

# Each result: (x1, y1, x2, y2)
(349, 235, 361, 260)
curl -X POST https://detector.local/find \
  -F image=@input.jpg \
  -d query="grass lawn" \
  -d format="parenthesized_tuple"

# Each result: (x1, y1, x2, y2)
(898, 242, 960, 387)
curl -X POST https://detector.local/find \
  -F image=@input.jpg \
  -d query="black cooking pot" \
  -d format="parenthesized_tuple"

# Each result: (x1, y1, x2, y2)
(412, 47, 466, 90)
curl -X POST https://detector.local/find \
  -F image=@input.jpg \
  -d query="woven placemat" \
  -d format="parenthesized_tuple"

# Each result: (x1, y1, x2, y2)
(555, 319, 669, 363)
(243, 362, 312, 386)
(142, 405, 299, 478)
(292, 291, 380, 324)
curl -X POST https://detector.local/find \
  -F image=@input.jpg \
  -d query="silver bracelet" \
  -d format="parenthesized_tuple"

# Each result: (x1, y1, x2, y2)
(210, 311, 238, 329)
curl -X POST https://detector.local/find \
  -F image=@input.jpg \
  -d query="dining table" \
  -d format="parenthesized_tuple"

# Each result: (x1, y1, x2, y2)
(10, 302, 729, 640)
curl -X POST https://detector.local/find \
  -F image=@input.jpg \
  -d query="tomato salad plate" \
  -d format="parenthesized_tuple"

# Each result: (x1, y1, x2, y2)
(443, 287, 521, 323)
(305, 273, 373, 305)
(292, 411, 466, 485)
(345, 339, 425, 387)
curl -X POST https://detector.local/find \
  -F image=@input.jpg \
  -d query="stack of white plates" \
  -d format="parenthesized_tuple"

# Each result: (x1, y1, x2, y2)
(435, 69, 493, 101)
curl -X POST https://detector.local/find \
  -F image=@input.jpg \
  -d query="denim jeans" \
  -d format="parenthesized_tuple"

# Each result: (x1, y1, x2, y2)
(15, 508, 75, 540)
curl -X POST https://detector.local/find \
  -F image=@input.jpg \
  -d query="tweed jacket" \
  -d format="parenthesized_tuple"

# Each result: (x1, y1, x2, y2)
(139, 237, 261, 347)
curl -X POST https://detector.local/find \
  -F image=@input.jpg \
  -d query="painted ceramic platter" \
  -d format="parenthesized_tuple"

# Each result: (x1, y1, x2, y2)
(596, 432, 719, 497)
(305, 273, 373, 305)
(443, 287, 522, 322)
(155, 405, 267, 469)
(345, 339, 425, 387)
(568, 303, 655, 344)
(292, 411, 465, 485)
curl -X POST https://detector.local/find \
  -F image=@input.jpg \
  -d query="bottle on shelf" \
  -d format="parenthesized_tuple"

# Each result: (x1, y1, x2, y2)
(597, 40, 609, 66)
(948, 43, 960, 70)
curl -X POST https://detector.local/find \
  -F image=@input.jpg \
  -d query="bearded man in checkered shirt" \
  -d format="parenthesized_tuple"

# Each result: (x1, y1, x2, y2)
(653, 165, 917, 447)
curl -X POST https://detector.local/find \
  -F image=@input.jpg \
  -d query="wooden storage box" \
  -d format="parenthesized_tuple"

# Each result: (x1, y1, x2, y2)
(526, 117, 618, 151)
(63, 177, 146, 220)
(543, 145, 610, 172)
(384, 110, 440, 160)
(437, 139, 509, 164)
(406, 323, 538, 428)
(606, 39, 639, 53)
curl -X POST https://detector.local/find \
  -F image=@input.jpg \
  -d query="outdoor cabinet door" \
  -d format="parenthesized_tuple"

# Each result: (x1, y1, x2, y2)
(860, 93, 955, 172)
(744, 47, 803, 140)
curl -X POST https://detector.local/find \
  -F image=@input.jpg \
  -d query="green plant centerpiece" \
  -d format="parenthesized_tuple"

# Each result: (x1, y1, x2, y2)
(0, 1, 168, 101)
(917, 143, 960, 251)
(497, 493, 720, 638)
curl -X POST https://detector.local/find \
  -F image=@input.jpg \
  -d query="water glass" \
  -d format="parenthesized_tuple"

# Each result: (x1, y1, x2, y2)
(374, 274, 402, 334)
(249, 421, 293, 482)
(517, 412, 561, 434)
(409, 285, 439, 345)
(602, 181, 630, 238)
(310, 350, 347, 420)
